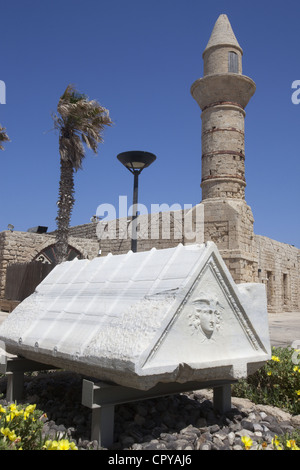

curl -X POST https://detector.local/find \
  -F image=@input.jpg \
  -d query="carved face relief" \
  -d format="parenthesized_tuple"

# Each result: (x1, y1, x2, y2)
(188, 295, 223, 339)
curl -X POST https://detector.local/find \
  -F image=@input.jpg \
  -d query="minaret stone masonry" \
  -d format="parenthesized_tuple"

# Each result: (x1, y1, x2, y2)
(191, 13, 256, 200)
(190, 15, 259, 283)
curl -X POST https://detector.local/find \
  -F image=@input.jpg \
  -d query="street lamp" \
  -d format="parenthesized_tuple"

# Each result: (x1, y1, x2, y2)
(117, 150, 156, 253)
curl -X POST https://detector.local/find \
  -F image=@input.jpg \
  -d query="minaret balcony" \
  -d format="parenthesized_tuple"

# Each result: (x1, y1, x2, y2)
(191, 74, 256, 111)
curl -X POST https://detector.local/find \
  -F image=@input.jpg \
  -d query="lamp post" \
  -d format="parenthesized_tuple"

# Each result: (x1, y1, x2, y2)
(117, 150, 156, 253)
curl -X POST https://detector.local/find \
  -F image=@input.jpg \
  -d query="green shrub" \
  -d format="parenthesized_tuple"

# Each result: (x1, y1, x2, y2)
(272, 431, 300, 450)
(232, 346, 300, 415)
(241, 432, 300, 450)
(0, 402, 45, 450)
(0, 402, 77, 450)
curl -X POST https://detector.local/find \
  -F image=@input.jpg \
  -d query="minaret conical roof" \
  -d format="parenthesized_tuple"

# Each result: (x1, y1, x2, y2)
(204, 14, 243, 54)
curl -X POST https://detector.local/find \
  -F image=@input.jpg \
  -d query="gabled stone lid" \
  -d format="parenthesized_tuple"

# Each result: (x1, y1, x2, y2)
(204, 14, 243, 54)
(0, 242, 271, 390)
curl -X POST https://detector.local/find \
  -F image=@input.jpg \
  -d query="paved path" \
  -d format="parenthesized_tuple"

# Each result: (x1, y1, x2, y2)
(268, 312, 300, 349)
(0, 310, 300, 349)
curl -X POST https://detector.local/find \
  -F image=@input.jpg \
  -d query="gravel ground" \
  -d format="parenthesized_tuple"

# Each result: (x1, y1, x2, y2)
(1, 370, 299, 451)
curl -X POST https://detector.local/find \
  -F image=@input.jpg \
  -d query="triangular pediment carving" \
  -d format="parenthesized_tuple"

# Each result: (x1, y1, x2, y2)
(141, 254, 266, 372)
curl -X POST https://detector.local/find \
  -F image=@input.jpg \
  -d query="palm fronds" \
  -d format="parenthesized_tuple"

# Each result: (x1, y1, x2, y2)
(52, 84, 112, 170)
(0, 125, 10, 150)
(53, 84, 112, 263)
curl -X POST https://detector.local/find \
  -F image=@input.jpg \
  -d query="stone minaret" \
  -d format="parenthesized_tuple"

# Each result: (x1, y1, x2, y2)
(190, 14, 258, 283)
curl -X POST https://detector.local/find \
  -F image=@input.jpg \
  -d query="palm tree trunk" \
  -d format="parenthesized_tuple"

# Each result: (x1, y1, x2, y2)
(56, 158, 75, 263)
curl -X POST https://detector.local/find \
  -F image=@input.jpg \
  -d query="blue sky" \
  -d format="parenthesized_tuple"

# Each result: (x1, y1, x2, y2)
(0, 0, 299, 248)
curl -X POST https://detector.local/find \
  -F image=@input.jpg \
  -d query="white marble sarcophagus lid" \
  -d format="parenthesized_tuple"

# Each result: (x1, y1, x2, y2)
(0, 242, 271, 390)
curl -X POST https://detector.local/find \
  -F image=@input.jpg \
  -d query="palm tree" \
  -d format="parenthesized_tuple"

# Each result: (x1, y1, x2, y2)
(0, 125, 9, 150)
(52, 84, 112, 263)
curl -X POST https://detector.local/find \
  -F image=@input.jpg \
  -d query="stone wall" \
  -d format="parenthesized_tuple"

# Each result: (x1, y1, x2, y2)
(88, 209, 300, 314)
(0, 231, 99, 299)
(197, 199, 258, 285)
(97, 210, 189, 256)
(255, 235, 300, 313)
(67, 222, 99, 240)
(0, 218, 299, 314)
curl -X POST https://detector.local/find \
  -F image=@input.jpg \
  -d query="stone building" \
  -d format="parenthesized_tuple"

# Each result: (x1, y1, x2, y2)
(88, 14, 300, 314)
(188, 14, 300, 313)
(0, 14, 299, 314)
(0, 229, 99, 306)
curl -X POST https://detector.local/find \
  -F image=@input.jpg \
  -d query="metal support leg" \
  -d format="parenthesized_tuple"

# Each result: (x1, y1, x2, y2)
(91, 405, 115, 448)
(6, 371, 24, 402)
(213, 383, 232, 414)
(0, 356, 59, 402)
(82, 378, 235, 447)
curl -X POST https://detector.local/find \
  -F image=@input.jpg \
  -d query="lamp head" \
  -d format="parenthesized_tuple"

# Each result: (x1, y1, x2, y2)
(117, 151, 156, 174)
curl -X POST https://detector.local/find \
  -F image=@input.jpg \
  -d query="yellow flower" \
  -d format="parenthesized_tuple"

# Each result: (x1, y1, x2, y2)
(286, 439, 300, 450)
(296, 390, 300, 396)
(20, 404, 36, 421)
(43, 439, 77, 451)
(1, 427, 10, 437)
(294, 366, 299, 372)
(272, 436, 283, 450)
(8, 430, 18, 442)
(271, 355, 280, 362)
(267, 371, 272, 376)
(0, 405, 6, 414)
(57, 439, 71, 450)
(25, 404, 36, 414)
(1, 427, 19, 442)
(45, 440, 59, 450)
(6, 412, 15, 422)
(241, 435, 253, 450)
